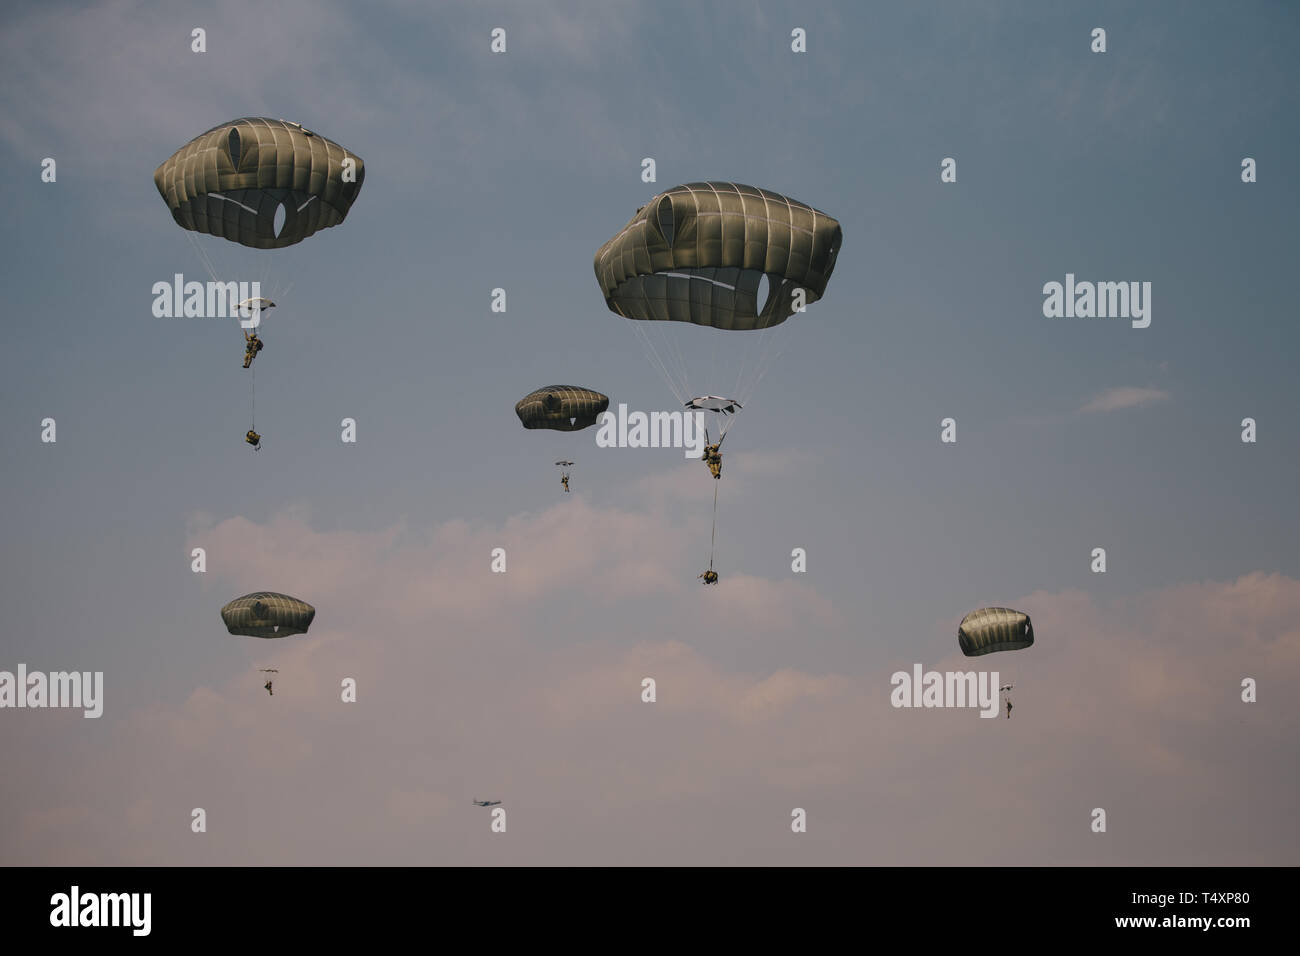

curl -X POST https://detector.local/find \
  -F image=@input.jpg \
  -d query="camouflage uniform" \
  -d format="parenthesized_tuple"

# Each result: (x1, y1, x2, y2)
(703, 445, 722, 479)
(243, 333, 263, 368)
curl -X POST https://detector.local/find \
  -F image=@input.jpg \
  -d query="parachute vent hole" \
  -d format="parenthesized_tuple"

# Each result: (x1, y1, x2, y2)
(656, 197, 675, 244)
(756, 274, 772, 315)
(272, 203, 287, 238)
(228, 128, 242, 165)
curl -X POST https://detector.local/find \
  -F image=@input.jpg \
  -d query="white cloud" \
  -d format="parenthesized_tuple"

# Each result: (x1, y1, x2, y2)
(2, 493, 1296, 865)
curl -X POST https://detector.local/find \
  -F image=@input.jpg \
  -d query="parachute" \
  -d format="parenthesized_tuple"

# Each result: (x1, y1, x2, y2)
(515, 386, 609, 431)
(220, 592, 316, 639)
(155, 118, 364, 448)
(516, 388, 608, 493)
(595, 182, 841, 428)
(595, 183, 841, 579)
(686, 394, 743, 444)
(594, 181, 841, 330)
(154, 118, 365, 249)
(957, 607, 1034, 657)
(686, 396, 742, 414)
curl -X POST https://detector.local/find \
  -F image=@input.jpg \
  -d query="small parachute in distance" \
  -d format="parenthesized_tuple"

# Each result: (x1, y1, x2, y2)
(957, 607, 1034, 657)
(221, 591, 315, 639)
(257, 668, 278, 695)
(154, 117, 365, 249)
(555, 459, 575, 493)
(515, 386, 609, 432)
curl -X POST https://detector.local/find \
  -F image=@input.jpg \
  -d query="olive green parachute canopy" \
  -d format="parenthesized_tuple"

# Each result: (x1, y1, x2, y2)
(154, 118, 365, 249)
(594, 182, 842, 330)
(957, 607, 1034, 657)
(221, 591, 316, 639)
(516, 386, 609, 432)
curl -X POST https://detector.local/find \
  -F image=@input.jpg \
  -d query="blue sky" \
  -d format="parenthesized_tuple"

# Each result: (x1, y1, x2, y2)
(1, 0, 1297, 864)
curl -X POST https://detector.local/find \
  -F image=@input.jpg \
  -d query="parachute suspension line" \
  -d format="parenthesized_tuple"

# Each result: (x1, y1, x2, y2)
(629, 322, 672, 400)
(628, 320, 689, 407)
(732, 323, 785, 408)
(709, 480, 718, 571)
(255, 253, 293, 307)
(184, 231, 293, 312)
(626, 314, 785, 445)
(730, 298, 781, 408)
(740, 330, 788, 408)
(733, 326, 764, 402)
(707, 334, 718, 407)
(184, 230, 222, 285)
(664, 320, 694, 400)
(716, 407, 738, 443)
(657, 316, 697, 407)
(660, 321, 694, 406)
(627, 322, 664, 397)
(731, 325, 758, 409)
